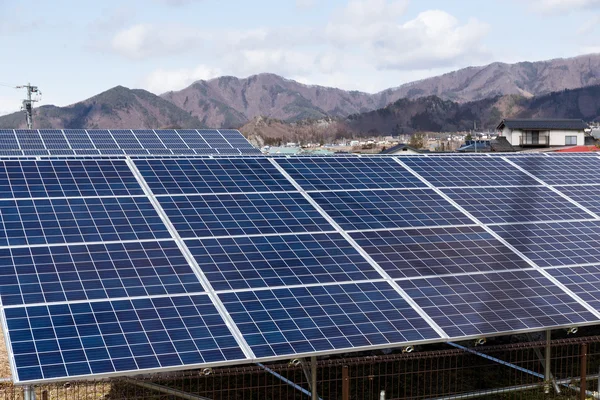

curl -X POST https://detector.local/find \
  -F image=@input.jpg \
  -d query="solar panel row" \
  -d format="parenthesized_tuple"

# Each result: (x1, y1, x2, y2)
(2, 154, 600, 384)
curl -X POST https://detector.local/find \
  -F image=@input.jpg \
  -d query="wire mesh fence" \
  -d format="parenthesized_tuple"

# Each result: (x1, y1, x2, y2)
(5, 334, 600, 400)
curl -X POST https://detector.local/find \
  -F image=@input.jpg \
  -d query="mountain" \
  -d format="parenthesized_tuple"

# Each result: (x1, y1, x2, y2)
(160, 73, 382, 128)
(0, 86, 203, 129)
(385, 54, 600, 103)
(344, 85, 600, 135)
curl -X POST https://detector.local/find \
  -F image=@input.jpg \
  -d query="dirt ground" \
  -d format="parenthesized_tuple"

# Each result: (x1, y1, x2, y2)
(0, 325, 11, 378)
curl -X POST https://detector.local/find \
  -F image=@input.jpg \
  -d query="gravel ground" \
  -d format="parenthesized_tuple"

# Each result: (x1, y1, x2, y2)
(0, 325, 11, 378)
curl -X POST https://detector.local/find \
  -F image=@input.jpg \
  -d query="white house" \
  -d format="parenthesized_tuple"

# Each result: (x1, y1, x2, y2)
(497, 119, 588, 147)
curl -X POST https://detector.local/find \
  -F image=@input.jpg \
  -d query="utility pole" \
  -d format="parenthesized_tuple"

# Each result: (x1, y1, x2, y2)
(16, 83, 41, 129)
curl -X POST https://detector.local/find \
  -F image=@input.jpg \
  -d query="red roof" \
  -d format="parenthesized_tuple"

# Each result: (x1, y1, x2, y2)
(556, 146, 600, 152)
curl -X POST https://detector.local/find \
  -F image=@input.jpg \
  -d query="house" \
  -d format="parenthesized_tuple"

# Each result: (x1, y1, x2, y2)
(380, 144, 426, 154)
(497, 119, 589, 147)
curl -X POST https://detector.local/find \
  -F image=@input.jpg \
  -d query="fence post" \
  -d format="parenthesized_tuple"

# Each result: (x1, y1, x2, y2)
(311, 356, 318, 400)
(342, 365, 349, 400)
(580, 343, 587, 400)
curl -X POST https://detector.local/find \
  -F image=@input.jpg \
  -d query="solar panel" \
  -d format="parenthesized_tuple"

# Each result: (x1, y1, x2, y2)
(0, 240, 204, 306)
(0, 130, 19, 149)
(176, 130, 209, 148)
(63, 130, 94, 149)
(0, 160, 144, 198)
(158, 192, 333, 238)
(88, 130, 120, 149)
(350, 226, 532, 279)
(0, 196, 170, 246)
(398, 270, 598, 338)
(219, 129, 257, 149)
(310, 189, 473, 231)
(548, 265, 600, 310)
(39, 130, 69, 150)
(132, 130, 166, 149)
(442, 186, 594, 224)
(185, 233, 380, 291)
(155, 130, 188, 149)
(200, 130, 231, 148)
(134, 158, 296, 195)
(6, 294, 246, 382)
(508, 156, 600, 185)
(491, 220, 600, 267)
(15, 130, 45, 150)
(554, 185, 600, 216)
(276, 157, 425, 191)
(111, 130, 143, 149)
(219, 282, 441, 358)
(401, 156, 539, 187)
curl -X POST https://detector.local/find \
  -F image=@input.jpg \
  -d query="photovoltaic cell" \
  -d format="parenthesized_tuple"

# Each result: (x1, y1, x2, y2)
(491, 220, 600, 267)
(0, 160, 144, 198)
(15, 130, 45, 150)
(159, 192, 333, 238)
(398, 270, 598, 338)
(508, 156, 600, 185)
(0, 240, 205, 306)
(401, 156, 539, 187)
(88, 130, 120, 149)
(0, 196, 170, 246)
(219, 282, 441, 358)
(63, 130, 93, 149)
(135, 158, 295, 195)
(155, 130, 187, 149)
(0, 131, 19, 149)
(176, 130, 209, 148)
(276, 158, 425, 191)
(310, 189, 472, 231)
(6, 294, 245, 382)
(442, 186, 593, 224)
(185, 233, 380, 291)
(554, 185, 600, 216)
(131, 130, 166, 149)
(548, 265, 600, 310)
(350, 226, 532, 279)
(39, 130, 69, 150)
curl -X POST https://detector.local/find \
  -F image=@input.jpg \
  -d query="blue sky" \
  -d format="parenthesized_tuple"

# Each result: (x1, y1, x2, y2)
(0, 0, 599, 115)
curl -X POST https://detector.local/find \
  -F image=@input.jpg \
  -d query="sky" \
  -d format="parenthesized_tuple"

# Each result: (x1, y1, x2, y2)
(0, 0, 599, 115)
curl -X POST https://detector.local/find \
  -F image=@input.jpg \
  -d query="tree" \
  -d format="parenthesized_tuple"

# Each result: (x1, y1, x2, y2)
(465, 133, 473, 141)
(409, 132, 426, 149)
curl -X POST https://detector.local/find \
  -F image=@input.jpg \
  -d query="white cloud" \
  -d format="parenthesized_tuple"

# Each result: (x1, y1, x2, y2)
(143, 65, 223, 94)
(111, 24, 206, 59)
(527, 0, 600, 13)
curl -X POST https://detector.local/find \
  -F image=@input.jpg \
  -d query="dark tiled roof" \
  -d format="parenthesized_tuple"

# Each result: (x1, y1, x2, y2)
(497, 119, 589, 131)
(490, 136, 515, 152)
(380, 144, 423, 154)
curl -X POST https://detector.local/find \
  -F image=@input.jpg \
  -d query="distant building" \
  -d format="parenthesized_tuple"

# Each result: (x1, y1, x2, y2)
(497, 119, 588, 147)
(380, 144, 426, 154)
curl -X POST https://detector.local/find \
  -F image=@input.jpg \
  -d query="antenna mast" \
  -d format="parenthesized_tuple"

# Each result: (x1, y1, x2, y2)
(16, 83, 41, 129)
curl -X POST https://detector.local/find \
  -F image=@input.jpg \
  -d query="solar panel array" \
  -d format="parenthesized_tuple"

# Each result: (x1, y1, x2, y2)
(3, 150, 600, 384)
(0, 129, 261, 156)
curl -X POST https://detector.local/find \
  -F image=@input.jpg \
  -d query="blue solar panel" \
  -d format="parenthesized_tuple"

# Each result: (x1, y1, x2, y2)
(401, 156, 539, 187)
(199, 130, 231, 148)
(442, 186, 593, 224)
(350, 226, 531, 279)
(111, 130, 143, 149)
(15, 130, 45, 150)
(63, 130, 93, 149)
(219, 130, 257, 149)
(0, 196, 170, 246)
(310, 189, 472, 231)
(132, 130, 166, 149)
(186, 233, 379, 291)
(159, 192, 333, 238)
(39, 130, 69, 150)
(276, 158, 425, 191)
(155, 130, 188, 149)
(219, 282, 440, 358)
(554, 185, 600, 216)
(508, 156, 600, 185)
(398, 270, 598, 338)
(0, 240, 204, 306)
(491, 220, 600, 267)
(135, 158, 296, 195)
(88, 130, 120, 149)
(176, 130, 209, 148)
(548, 265, 600, 310)
(0, 160, 144, 198)
(6, 294, 245, 382)
(0, 130, 19, 149)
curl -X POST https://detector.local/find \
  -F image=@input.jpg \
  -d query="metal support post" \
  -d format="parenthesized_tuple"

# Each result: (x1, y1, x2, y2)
(311, 356, 318, 400)
(22, 385, 35, 400)
(342, 365, 349, 400)
(257, 363, 317, 398)
(581, 343, 588, 400)
(380, 389, 386, 399)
